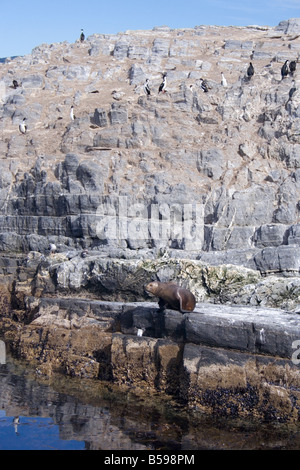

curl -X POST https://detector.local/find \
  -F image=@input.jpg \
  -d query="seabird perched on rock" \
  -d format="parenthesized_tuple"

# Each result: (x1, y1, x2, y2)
(221, 72, 227, 87)
(290, 60, 297, 76)
(19, 118, 27, 134)
(80, 29, 85, 42)
(285, 81, 297, 110)
(111, 90, 125, 101)
(49, 243, 57, 255)
(289, 81, 297, 99)
(158, 74, 167, 94)
(281, 60, 289, 80)
(12, 80, 19, 89)
(247, 62, 254, 80)
(70, 105, 75, 121)
(13, 417, 19, 435)
(81, 250, 89, 258)
(144, 79, 151, 96)
(199, 78, 209, 92)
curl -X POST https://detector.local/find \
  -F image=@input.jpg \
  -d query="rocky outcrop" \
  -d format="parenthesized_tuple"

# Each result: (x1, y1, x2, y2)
(1, 295, 300, 423)
(1, 20, 300, 422)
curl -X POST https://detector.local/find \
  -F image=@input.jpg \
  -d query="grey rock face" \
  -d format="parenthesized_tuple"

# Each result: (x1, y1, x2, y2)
(275, 18, 300, 34)
(92, 108, 108, 127)
(0, 19, 299, 285)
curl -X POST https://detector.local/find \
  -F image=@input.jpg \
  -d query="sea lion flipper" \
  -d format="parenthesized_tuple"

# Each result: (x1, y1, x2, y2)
(177, 287, 195, 313)
(176, 289, 184, 312)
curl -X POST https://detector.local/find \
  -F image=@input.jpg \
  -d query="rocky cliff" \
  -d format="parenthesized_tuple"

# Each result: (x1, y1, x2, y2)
(0, 19, 299, 261)
(1, 19, 300, 422)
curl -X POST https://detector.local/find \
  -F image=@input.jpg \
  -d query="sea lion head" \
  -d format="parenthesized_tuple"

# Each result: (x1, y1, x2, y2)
(145, 281, 159, 296)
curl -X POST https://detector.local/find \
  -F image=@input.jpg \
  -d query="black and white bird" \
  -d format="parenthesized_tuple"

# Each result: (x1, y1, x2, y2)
(144, 79, 151, 96)
(81, 250, 89, 258)
(199, 78, 209, 93)
(19, 118, 27, 134)
(70, 105, 75, 121)
(289, 60, 297, 76)
(281, 60, 289, 80)
(221, 72, 227, 87)
(80, 29, 85, 42)
(247, 62, 254, 80)
(158, 74, 167, 93)
(12, 80, 19, 89)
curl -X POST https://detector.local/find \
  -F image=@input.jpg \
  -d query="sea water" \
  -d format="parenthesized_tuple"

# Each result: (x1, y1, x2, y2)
(1, 346, 300, 451)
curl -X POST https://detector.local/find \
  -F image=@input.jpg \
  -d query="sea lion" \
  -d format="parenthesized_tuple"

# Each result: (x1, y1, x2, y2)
(145, 281, 196, 313)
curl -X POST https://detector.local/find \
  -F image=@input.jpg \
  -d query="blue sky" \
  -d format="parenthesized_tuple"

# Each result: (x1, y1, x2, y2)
(0, 0, 299, 58)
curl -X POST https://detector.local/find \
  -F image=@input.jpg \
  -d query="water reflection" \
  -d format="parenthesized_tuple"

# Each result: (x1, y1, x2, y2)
(1, 351, 300, 450)
(0, 340, 5, 365)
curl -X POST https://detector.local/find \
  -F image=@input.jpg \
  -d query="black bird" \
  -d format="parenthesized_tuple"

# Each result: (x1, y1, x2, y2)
(290, 60, 297, 76)
(158, 74, 167, 94)
(289, 82, 297, 100)
(12, 80, 19, 89)
(80, 29, 85, 42)
(281, 60, 289, 79)
(285, 81, 297, 109)
(247, 62, 254, 79)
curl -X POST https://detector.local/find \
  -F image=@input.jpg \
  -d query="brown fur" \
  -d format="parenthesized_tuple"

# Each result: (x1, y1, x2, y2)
(145, 281, 196, 313)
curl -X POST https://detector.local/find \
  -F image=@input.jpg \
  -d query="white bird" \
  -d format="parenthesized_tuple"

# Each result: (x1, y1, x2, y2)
(70, 106, 75, 121)
(137, 328, 144, 337)
(19, 118, 27, 134)
(221, 72, 227, 87)
(49, 243, 57, 255)
(13, 417, 19, 435)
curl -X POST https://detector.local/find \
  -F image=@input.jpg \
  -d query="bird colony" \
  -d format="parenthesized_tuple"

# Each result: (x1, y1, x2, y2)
(0, 20, 299, 269)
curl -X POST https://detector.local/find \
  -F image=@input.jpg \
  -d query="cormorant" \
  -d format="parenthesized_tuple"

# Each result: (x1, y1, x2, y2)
(70, 105, 75, 121)
(158, 74, 167, 93)
(281, 60, 289, 79)
(247, 62, 254, 79)
(289, 82, 297, 99)
(200, 78, 209, 92)
(221, 72, 227, 87)
(290, 60, 297, 76)
(19, 118, 27, 134)
(144, 79, 151, 96)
